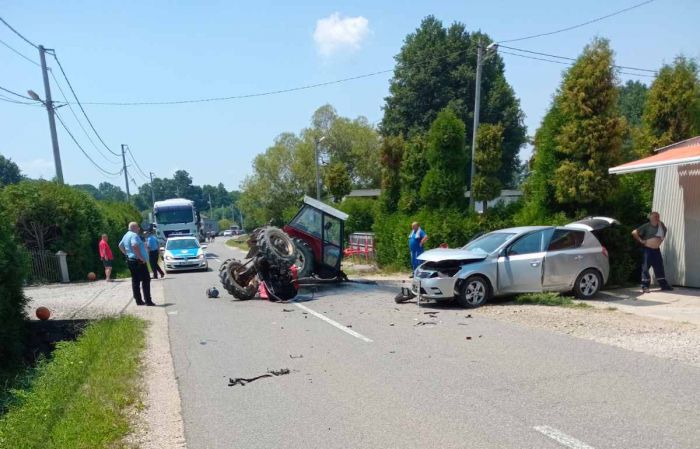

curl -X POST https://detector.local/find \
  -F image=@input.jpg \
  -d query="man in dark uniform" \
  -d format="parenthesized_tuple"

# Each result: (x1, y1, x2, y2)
(631, 212, 673, 293)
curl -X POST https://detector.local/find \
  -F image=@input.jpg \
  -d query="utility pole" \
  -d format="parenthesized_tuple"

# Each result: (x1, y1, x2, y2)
(121, 144, 130, 202)
(315, 136, 326, 200)
(468, 41, 498, 212)
(38, 45, 63, 184)
(149, 172, 156, 205)
(469, 41, 484, 212)
(208, 193, 213, 219)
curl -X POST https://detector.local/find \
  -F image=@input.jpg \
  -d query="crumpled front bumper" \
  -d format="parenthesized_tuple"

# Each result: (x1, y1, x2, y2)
(411, 273, 457, 299)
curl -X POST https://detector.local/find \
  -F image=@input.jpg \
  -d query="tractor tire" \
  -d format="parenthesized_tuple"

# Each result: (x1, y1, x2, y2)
(255, 257, 298, 302)
(292, 238, 314, 278)
(220, 259, 257, 300)
(258, 227, 297, 267)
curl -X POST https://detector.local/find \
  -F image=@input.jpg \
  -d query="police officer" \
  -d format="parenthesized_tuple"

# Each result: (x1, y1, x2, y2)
(119, 222, 155, 306)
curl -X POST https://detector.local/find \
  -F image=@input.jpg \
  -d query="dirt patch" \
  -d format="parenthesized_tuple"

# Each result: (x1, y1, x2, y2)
(478, 304, 700, 367)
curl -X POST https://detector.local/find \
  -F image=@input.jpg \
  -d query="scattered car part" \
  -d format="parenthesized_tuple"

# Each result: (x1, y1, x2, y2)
(206, 286, 220, 298)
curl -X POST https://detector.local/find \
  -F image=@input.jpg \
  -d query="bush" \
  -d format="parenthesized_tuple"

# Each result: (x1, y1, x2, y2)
(0, 181, 141, 281)
(337, 198, 377, 237)
(0, 204, 29, 375)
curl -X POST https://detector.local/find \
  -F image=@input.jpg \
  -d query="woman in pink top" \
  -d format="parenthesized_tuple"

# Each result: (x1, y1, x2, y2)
(98, 234, 114, 281)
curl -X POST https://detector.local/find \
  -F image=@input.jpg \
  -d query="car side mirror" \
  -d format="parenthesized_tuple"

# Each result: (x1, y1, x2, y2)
(499, 248, 508, 258)
(201, 244, 208, 249)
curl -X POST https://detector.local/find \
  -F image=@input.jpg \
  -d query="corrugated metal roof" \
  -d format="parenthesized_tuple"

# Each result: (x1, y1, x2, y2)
(609, 142, 700, 174)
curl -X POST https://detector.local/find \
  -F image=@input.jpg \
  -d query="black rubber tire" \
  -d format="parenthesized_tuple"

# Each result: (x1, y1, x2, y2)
(456, 275, 491, 308)
(256, 257, 297, 302)
(258, 227, 297, 267)
(292, 238, 315, 278)
(573, 268, 602, 299)
(221, 259, 257, 300)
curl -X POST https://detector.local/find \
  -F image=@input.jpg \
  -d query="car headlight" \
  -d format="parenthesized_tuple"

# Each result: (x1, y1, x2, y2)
(164, 254, 173, 261)
(197, 253, 204, 260)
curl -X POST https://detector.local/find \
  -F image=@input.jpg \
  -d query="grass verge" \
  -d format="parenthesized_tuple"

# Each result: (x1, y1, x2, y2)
(0, 316, 146, 449)
(515, 292, 592, 309)
(225, 239, 249, 251)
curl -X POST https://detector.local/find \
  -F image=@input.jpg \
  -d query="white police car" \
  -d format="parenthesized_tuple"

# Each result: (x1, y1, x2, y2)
(163, 236, 208, 272)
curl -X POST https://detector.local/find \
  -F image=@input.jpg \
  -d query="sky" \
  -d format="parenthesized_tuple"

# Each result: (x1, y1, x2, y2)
(1, 0, 699, 192)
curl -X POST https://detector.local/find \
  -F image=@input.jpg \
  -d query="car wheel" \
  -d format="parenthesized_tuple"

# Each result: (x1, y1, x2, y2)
(456, 276, 490, 308)
(574, 269, 602, 299)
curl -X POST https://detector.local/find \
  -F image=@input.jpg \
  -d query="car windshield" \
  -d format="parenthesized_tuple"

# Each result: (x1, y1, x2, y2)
(462, 232, 515, 255)
(155, 207, 194, 225)
(166, 239, 199, 250)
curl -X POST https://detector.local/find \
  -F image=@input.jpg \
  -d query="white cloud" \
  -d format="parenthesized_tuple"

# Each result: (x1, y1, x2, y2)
(19, 158, 54, 179)
(313, 13, 370, 57)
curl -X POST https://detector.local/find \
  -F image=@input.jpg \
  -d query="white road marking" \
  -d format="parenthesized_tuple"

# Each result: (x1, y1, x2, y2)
(167, 311, 179, 315)
(294, 303, 373, 343)
(533, 425, 595, 449)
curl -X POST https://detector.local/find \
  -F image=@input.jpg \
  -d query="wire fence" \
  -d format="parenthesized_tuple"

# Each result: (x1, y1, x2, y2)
(26, 249, 61, 284)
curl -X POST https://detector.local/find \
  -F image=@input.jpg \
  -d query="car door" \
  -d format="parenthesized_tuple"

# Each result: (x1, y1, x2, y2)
(497, 229, 551, 294)
(543, 228, 586, 290)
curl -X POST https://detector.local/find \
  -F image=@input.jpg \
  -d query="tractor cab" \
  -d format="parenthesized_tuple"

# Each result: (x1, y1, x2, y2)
(284, 196, 348, 279)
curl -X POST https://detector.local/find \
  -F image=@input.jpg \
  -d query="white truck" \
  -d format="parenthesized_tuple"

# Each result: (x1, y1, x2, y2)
(153, 198, 205, 245)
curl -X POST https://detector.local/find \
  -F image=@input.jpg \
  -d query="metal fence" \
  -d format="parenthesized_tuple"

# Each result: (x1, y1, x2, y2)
(346, 232, 376, 264)
(26, 249, 61, 284)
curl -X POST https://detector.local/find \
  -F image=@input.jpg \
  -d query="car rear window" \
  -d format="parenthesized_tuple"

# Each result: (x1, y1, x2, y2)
(547, 229, 585, 251)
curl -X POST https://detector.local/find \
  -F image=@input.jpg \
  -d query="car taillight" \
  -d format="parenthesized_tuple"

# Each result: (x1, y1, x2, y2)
(602, 246, 608, 258)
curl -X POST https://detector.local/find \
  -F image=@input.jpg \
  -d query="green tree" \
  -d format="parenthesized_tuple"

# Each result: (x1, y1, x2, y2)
(472, 123, 504, 211)
(0, 154, 23, 187)
(218, 218, 232, 231)
(398, 134, 428, 213)
(618, 80, 648, 127)
(641, 56, 700, 150)
(381, 16, 526, 187)
(98, 182, 127, 202)
(552, 38, 625, 210)
(420, 108, 467, 209)
(378, 135, 404, 213)
(325, 162, 352, 202)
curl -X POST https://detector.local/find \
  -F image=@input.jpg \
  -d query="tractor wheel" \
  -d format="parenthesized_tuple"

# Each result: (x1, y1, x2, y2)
(292, 238, 314, 278)
(221, 259, 257, 300)
(258, 227, 297, 267)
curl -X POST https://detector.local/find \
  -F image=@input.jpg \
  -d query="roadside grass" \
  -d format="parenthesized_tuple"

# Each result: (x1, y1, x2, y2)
(0, 316, 146, 449)
(515, 292, 592, 309)
(225, 239, 249, 252)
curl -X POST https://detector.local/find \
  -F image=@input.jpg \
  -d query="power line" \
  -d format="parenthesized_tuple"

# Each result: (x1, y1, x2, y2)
(0, 84, 34, 100)
(0, 37, 40, 66)
(499, 45, 657, 73)
(0, 93, 37, 105)
(498, 0, 656, 44)
(125, 146, 149, 180)
(54, 110, 123, 177)
(74, 69, 395, 106)
(49, 50, 120, 156)
(48, 68, 120, 165)
(499, 49, 656, 78)
(0, 17, 38, 49)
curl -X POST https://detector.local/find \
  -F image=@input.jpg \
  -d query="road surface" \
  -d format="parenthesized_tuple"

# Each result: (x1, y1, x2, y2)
(164, 238, 700, 449)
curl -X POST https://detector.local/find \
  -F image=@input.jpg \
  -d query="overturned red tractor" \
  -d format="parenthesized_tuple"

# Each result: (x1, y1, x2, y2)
(219, 196, 349, 301)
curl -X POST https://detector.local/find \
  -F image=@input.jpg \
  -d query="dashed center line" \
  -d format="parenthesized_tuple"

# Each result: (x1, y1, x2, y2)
(294, 302, 373, 343)
(534, 425, 595, 449)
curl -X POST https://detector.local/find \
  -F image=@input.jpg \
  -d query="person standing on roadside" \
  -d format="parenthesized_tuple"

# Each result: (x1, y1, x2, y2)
(118, 222, 155, 306)
(409, 221, 428, 273)
(631, 212, 673, 293)
(146, 231, 165, 279)
(98, 234, 114, 282)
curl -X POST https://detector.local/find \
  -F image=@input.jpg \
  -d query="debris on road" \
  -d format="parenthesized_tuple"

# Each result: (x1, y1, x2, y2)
(466, 336, 472, 340)
(465, 314, 472, 318)
(424, 311, 438, 316)
(414, 321, 437, 326)
(228, 368, 291, 386)
(289, 354, 303, 359)
(282, 308, 295, 312)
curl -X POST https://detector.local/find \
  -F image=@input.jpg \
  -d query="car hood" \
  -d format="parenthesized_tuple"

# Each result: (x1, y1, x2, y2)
(166, 248, 201, 257)
(417, 248, 488, 263)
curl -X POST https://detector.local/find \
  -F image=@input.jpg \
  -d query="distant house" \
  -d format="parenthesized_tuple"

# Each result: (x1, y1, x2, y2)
(465, 189, 523, 213)
(609, 136, 700, 288)
(346, 189, 381, 199)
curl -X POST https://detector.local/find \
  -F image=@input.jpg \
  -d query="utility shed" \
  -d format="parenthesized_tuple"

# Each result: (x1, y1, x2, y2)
(609, 137, 700, 287)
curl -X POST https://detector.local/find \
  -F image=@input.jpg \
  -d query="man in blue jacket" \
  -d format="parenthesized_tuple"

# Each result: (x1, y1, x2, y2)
(118, 222, 155, 306)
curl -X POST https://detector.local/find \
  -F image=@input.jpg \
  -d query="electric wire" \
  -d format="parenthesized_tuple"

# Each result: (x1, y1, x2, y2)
(0, 37, 39, 66)
(498, 0, 656, 43)
(0, 84, 34, 100)
(54, 110, 123, 177)
(0, 17, 38, 49)
(48, 68, 121, 165)
(125, 146, 150, 180)
(499, 45, 657, 73)
(0, 93, 37, 105)
(49, 50, 120, 156)
(499, 49, 656, 78)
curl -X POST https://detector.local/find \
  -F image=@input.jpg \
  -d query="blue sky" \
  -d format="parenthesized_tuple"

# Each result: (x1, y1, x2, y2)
(1, 0, 698, 191)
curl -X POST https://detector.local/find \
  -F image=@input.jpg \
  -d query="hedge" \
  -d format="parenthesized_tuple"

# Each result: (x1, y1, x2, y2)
(0, 204, 29, 374)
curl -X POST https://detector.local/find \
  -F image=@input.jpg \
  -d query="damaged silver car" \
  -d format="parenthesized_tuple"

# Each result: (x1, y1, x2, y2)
(412, 217, 618, 308)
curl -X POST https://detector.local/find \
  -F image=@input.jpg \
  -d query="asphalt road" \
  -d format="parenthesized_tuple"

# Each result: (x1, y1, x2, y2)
(165, 238, 700, 449)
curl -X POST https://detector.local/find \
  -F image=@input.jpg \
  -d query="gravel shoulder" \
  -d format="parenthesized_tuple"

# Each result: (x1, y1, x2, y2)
(477, 302, 700, 368)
